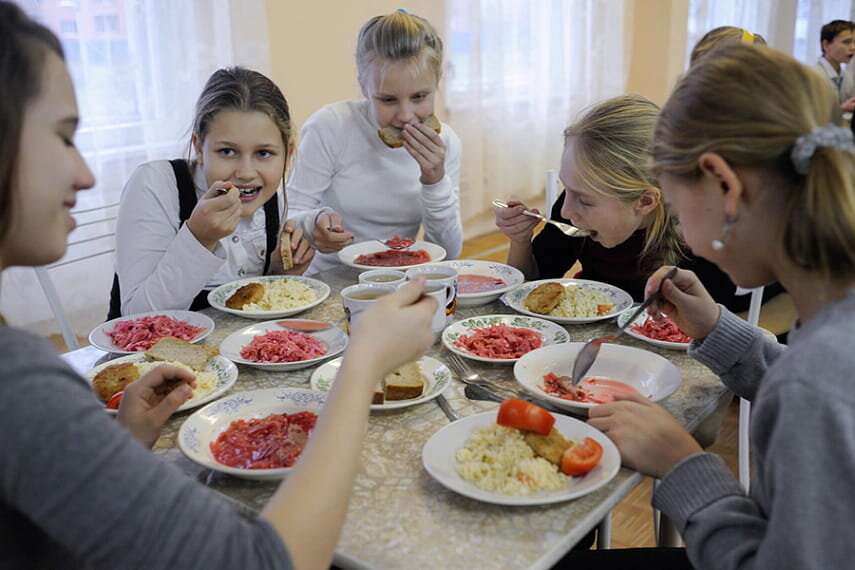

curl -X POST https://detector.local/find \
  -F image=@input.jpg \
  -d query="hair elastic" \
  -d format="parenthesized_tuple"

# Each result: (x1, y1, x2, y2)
(790, 125, 855, 175)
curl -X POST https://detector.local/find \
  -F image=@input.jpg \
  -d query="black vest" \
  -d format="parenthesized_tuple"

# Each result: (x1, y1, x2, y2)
(107, 159, 280, 320)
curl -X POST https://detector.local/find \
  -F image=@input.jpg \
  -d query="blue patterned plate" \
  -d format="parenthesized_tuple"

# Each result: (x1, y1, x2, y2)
(433, 260, 524, 307)
(501, 278, 633, 324)
(442, 314, 570, 364)
(178, 388, 328, 480)
(207, 275, 330, 319)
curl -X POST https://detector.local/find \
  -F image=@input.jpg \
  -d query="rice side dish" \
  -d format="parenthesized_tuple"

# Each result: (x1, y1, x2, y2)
(456, 424, 567, 494)
(549, 286, 613, 318)
(241, 279, 316, 311)
(135, 360, 216, 400)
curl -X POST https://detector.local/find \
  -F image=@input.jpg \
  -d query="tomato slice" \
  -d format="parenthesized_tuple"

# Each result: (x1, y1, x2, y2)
(560, 437, 603, 476)
(106, 391, 124, 410)
(496, 399, 555, 435)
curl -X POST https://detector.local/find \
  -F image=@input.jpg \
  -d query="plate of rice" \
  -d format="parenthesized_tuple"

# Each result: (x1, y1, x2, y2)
(207, 275, 330, 319)
(219, 319, 348, 372)
(84, 352, 238, 414)
(422, 411, 620, 506)
(441, 315, 570, 364)
(501, 278, 633, 324)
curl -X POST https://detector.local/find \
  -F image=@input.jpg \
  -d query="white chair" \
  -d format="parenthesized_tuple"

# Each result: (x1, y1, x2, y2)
(35, 202, 118, 351)
(545, 169, 560, 214)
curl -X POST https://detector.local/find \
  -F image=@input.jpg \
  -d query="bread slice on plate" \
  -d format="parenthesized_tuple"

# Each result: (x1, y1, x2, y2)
(377, 115, 441, 148)
(383, 361, 425, 401)
(372, 380, 386, 405)
(145, 337, 219, 371)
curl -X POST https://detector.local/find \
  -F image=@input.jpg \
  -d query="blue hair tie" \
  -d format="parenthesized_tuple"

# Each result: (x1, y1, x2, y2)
(396, 8, 408, 13)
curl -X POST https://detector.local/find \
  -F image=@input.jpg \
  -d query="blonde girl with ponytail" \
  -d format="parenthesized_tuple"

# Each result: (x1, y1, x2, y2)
(587, 44, 855, 569)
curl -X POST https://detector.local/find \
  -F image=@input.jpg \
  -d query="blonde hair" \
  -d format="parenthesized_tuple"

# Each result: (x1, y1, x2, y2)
(653, 44, 855, 278)
(355, 11, 443, 88)
(564, 94, 682, 271)
(690, 26, 766, 67)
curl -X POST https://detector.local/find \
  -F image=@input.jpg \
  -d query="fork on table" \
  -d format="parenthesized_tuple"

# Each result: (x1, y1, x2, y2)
(446, 353, 530, 400)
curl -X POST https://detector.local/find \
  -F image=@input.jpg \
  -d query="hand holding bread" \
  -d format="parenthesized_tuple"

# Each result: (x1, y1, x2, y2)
(400, 117, 447, 186)
(278, 221, 315, 274)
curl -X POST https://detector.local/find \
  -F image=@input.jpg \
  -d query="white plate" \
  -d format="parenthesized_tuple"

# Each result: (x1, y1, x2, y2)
(84, 353, 238, 415)
(219, 319, 348, 371)
(310, 355, 451, 411)
(207, 275, 330, 319)
(433, 260, 524, 307)
(616, 309, 690, 351)
(178, 388, 328, 481)
(422, 411, 620, 506)
(441, 314, 570, 364)
(338, 240, 447, 271)
(89, 310, 214, 354)
(501, 278, 633, 324)
(513, 343, 682, 413)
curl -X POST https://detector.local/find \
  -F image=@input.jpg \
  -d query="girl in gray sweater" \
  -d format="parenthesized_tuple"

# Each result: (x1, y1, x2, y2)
(587, 44, 855, 568)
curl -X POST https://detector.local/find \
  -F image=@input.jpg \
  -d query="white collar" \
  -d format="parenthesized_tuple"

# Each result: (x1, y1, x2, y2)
(817, 56, 844, 79)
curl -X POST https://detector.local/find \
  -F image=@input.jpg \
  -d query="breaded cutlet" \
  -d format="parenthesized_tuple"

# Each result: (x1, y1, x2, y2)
(225, 282, 264, 309)
(524, 427, 574, 465)
(92, 361, 140, 401)
(524, 282, 565, 314)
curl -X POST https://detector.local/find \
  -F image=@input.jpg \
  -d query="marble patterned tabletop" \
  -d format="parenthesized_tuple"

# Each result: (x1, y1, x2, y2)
(63, 265, 727, 570)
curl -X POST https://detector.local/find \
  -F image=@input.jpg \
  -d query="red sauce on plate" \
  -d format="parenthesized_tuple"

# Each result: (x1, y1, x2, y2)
(354, 249, 431, 267)
(458, 274, 506, 294)
(211, 411, 317, 469)
(542, 372, 641, 403)
(454, 323, 542, 359)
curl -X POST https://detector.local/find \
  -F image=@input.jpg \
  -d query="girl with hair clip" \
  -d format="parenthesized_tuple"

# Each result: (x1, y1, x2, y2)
(689, 25, 766, 66)
(579, 44, 855, 568)
(286, 10, 463, 274)
(495, 94, 780, 312)
(0, 4, 437, 567)
(110, 67, 315, 318)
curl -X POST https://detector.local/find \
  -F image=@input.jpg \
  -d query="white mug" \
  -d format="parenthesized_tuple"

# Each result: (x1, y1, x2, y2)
(415, 280, 456, 335)
(340, 283, 396, 334)
(358, 269, 407, 286)
(405, 264, 458, 323)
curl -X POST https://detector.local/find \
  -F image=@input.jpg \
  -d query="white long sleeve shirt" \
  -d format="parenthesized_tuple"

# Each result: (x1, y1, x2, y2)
(286, 99, 463, 274)
(115, 160, 284, 314)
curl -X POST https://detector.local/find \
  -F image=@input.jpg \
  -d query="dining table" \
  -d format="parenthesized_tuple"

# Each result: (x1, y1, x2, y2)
(62, 264, 730, 570)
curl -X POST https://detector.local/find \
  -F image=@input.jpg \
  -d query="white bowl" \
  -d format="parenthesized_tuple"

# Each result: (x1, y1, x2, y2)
(178, 388, 328, 481)
(207, 275, 330, 319)
(338, 240, 446, 271)
(434, 260, 524, 307)
(84, 353, 238, 415)
(501, 278, 633, 324)
(441, 314, 570, 364)
(513, 343, 682, 413)
(219, 320, 347, 371)
(89, 310, 214, 354)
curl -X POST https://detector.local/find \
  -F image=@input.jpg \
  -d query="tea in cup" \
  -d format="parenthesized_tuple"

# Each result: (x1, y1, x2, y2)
(406, 264, 458, 322)
(341, 283, 395, 333)
(358, 269, 407, 286)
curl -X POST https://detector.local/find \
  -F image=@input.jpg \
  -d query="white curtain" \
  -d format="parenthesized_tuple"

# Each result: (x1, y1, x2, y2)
(2, 0, 271, 337)
(445, 0, 629, 238)
(688, 0, 855, 64)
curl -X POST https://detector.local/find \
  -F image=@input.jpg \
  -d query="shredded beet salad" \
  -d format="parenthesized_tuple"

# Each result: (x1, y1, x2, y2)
(630, 316, 691, 343)
(240, 330, 327, 363)
(211, 411, 318, 469)
(107, 315, 205, 351)
(454, 323, 543, 359)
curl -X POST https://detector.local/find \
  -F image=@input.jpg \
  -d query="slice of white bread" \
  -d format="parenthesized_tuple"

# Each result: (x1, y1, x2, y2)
(280, 231, 293, 270)
(377, 115, 441, 148)
(383, 361, 425, 401)
(144, 337, 219, 371)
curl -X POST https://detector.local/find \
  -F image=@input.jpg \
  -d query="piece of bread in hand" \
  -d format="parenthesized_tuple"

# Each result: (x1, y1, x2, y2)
(280, 231, 293, 270)
(378, 115, 441, 148)
(383, 361, 425, 401)
(524, 282, 565, 314)
(144, 337, 219, 371)
(225, 282, 264, 309)
(92, 361, 140, 401)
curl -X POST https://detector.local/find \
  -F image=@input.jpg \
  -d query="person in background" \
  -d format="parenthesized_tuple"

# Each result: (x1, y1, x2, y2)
(689, 25, 766, 66)
(585, 43, 855, 568)
(493, 94, 782, 312)
(286, 10, 462, 274)
(812, 19, 855, 114)
(111, 67, 314, 318)
(0, 5, 437, 568)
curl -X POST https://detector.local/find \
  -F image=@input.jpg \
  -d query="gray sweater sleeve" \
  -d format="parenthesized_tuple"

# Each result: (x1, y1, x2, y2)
(0, 328, 292, 569)
(654, 304, 855, 569)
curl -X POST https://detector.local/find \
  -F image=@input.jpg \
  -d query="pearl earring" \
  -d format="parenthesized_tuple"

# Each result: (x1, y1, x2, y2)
(711, 215, 737, 251)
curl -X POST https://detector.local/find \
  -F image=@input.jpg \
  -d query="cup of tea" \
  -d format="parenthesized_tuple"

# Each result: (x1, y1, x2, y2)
(341, 283, 396, 333)
(406, 264, 458, 323)
(358, 269, 407, 286)
(415, 280, 456, 335)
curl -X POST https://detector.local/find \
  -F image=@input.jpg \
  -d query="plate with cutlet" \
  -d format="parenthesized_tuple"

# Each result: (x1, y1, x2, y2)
(207, 275, 330, 319)
(501, 279, 632, 324)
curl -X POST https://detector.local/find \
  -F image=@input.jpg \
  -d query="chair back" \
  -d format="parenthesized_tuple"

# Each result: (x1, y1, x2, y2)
(545, 169, 560, 213)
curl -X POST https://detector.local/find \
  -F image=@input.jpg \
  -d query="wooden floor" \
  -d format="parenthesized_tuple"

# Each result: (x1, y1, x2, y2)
(49, 230, 740, 549)
(460, 230, 740, 549)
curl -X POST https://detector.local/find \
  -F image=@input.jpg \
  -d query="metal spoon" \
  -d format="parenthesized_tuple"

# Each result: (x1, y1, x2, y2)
(565, 266, 679, 389)
(492, 199, 591, 237)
